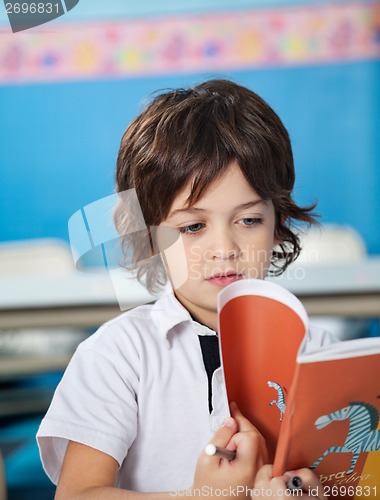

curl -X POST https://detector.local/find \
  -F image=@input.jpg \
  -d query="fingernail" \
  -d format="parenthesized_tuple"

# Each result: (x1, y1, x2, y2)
(222, 417, 235, 427)
(285, 471, 296, 477)
(284, 471, 295, 479)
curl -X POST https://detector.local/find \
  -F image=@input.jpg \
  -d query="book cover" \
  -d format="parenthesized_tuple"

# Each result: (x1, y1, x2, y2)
(218, 279, 380, 497)
(273, 340, 380, 497)
(218, 279, 308, 461)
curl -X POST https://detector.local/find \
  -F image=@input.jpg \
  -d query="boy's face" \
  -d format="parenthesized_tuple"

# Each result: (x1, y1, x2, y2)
(158, 161, 278, 331)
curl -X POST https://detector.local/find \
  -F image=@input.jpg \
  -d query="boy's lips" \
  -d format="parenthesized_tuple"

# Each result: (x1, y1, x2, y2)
(206, 272, 243, 287)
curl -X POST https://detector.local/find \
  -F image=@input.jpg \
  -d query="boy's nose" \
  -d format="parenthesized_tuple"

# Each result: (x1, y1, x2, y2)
(208, 230, 240, 261)
(211, 248, 239, 261)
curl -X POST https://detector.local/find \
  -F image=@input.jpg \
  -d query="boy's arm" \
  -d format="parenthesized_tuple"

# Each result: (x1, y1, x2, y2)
(55, 406, 266, 500)
(55, 441, 171, 500)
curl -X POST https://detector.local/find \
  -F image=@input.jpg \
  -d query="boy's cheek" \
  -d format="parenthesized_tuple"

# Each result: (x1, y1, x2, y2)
(162, 237, 189, 290)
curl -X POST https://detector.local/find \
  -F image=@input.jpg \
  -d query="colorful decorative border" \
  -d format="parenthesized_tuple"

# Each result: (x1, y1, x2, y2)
(0, 3, 379, 84)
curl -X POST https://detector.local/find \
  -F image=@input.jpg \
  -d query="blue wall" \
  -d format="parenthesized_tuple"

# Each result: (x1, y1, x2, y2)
(1, 61, 379, 253)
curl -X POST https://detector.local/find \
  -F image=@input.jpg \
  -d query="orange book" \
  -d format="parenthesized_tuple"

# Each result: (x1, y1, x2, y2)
(218, 279, 380, 498)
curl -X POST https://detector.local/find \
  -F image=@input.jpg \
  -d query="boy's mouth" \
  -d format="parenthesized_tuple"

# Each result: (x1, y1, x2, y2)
(206, 272, 243, 287)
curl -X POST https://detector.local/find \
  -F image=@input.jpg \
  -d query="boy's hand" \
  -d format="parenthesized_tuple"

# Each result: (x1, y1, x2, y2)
(254, 465, 327, 499)
(191, 403, 267, 499)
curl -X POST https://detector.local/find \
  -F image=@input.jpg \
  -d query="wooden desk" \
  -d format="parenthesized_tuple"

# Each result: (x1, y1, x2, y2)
(0, 258, 379, 330)
(0, 271, 154, 329)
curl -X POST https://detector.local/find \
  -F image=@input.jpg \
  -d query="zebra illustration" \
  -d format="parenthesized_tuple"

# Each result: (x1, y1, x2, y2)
(267, 381, 286, 421)
(310, 402, 380, 475)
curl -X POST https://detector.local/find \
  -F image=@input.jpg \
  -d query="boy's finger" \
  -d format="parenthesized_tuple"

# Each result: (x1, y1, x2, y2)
(257, 466, 325, 498)
(230, 428, 266, 468)
(204, 417, 238, 452)
(230, 401, 261, 434)
(229, 402, 268, 462)
(286, 468, 324, 497)
(254, 464, 273, 485)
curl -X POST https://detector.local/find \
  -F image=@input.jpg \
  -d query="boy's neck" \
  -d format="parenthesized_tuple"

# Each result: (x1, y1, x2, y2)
(174, 290, 218, 333)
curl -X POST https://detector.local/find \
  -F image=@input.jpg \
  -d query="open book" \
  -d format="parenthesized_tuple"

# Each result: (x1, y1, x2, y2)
(218, 279, 380, 496)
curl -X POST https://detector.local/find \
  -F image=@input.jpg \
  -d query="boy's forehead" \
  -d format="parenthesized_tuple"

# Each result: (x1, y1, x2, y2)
(167, 161, 264, 217)
(168, 199, 267, 218)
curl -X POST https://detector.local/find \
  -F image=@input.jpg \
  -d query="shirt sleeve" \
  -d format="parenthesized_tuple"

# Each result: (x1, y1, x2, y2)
(36, 339, 139, 485)
(301, 323, 341, 354)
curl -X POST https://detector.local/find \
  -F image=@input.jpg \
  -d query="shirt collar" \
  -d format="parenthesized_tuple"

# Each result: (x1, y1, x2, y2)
(151, 282, 216, 341)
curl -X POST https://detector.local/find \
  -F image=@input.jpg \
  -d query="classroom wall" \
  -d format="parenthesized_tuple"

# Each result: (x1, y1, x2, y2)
(1, 1, 379, 254)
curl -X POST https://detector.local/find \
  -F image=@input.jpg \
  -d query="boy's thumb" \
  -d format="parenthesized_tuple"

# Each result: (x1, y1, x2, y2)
(206, 417, 237, 451)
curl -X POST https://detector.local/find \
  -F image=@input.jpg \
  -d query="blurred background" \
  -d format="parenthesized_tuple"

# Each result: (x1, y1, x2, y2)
(0, 0, 379, 498)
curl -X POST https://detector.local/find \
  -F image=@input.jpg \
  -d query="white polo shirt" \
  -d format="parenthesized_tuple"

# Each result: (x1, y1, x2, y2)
(36, 287, 336, 492)
(37, 289, 228, 492)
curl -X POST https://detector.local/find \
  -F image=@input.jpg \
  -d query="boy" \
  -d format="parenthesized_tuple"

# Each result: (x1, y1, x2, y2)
(37, 79, 328, 498)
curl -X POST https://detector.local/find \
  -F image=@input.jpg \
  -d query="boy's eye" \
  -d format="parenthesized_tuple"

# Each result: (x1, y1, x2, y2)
(238, 217, 262, 226)
(179, 223, 204, 234)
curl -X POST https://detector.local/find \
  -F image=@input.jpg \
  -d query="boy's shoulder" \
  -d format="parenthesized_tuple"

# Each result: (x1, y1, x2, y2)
(303, 323, 340, 353)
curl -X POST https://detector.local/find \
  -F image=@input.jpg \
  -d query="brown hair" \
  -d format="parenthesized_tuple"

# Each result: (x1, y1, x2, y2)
(114, 79, 317, 292)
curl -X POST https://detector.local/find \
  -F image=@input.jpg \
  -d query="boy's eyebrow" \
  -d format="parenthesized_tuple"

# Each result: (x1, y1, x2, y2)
(167, 199, 267, 219)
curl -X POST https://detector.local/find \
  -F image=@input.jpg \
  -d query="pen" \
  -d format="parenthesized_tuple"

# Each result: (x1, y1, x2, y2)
(204, 444, 236, 461)
(286, 476, 303, 490)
